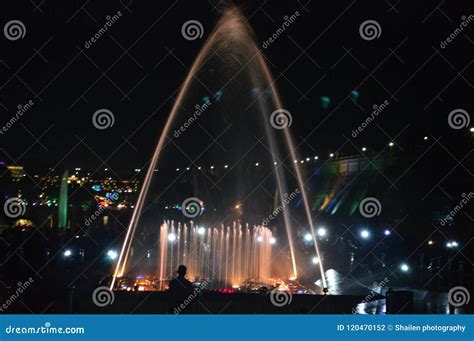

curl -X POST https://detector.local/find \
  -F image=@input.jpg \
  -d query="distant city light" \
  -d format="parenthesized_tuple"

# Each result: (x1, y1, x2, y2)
(63, 249, 72, 257)
(329, 153, 334, 158)
(389, 142, 394, 147)
(470, 127, 474, 132)
(107, 250, 118, 260)
(447, 241, 459, 248)
(384, 229, 391, 236)
(312, 257, 319, 264)
(360, 229, 370, 239)
(305, 157, 310, 161)
(428, 240, 434, 245)
(304, 233, 313, 242)
(362, 147, 367, 152)
(168, 233, 177, 242)
(210, 166, 214, 169)
(293, 160, 298, 163)
(424, 136, 429, 140)
(400, 263, 409, 272)
(255, 162, 259, 166)
(224, 165, 228, 168)
(186, 167, 190, 171)
(314, 156, 318, 160)
(273, 161, 278, 165)
(197, 227, 206, 235)
(257, 236, 263, 242)
(270, 237, 276, 244)
(198, 166, 202, 170)
(317, 227, 327, 237)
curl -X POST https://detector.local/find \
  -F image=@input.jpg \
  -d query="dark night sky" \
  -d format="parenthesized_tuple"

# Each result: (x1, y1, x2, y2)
(0, 0, 472, 174)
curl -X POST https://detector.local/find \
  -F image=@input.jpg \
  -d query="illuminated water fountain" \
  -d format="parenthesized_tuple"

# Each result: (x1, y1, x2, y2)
(153, 221, 273, 289)
(111, 6, 327, 291)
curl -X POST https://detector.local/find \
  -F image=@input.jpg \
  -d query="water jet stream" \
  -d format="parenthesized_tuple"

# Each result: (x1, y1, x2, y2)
(111, 6, 327, 290)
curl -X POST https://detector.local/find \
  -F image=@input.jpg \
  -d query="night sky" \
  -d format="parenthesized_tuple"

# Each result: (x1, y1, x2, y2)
(0, 0, 472, 173)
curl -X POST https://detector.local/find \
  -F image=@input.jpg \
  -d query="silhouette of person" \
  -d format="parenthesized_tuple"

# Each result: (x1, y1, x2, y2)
(168, 265, 194, 298)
